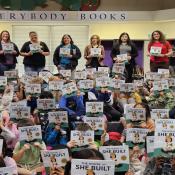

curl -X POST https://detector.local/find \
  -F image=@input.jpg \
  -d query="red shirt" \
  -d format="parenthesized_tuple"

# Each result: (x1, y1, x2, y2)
(108, 132, 121, 141)
(148, 41, 172, 63)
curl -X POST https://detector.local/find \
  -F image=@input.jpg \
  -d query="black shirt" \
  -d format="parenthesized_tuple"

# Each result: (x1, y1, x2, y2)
(20, 41, 49, 67)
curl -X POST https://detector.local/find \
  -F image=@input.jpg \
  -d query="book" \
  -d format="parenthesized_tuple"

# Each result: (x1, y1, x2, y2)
(90, 48, 101, 57)
(125, 107, 146, 122)
(154, 119, 175, 157)
(59, 48, 70, 56)
(93, 71, 109, 79)
(37, 99, 55, 110)
(39, 71, 53, 83)
(145, 72, 163, 81)
(71, 130, 94, 146)
(110, 79, 125, 90)
(153, 80, 169, 91)
(41, 149, 69, 174)
(59, 70, 71, 78)
(48, 111, 68, 128)
(25, 84, 41, 96)
(4, 70, 18, 81)
(0, 76, 7, 89)
(2, 43, 14, 53)
(99, 145, 129, 172)
(62, 82, 77, 98)
(151, 109, 169, 120)
(25, 71, 38, 77)
(119, 83, 135, 92)
(10, 106, 30, 119)
(84, 117, 104, 135)
(71, 159, 115, 175)
(116, 54, 128, 62)
(86, 101, 104, 117)
(112, 63, 125, 75)
(146, 136, 154, 157)
(96, 77, 111, 90)
(29, 43, 41, 53)
(98, 67, 109, 74)
(74, 71, 87, 80)
(49, 80, 64, 91)
(85, 68, 96, 77)
(126, 128, 148, 148)
(19, 125, 42, 142)
(150, 46, 162, 56)
(78, 80, 94, 92)
(158, 69, 169, 78)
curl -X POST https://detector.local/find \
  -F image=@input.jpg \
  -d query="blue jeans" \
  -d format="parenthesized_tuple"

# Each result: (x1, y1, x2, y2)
(24, 65, 44, 73)
(0, 63, 16, 75)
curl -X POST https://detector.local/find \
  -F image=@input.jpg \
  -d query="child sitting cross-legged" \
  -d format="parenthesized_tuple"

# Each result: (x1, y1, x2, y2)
(44, 112, 68, 148)
(13, 118, 46, 175)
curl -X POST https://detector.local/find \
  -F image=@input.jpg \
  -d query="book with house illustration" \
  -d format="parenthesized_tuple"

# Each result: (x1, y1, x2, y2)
(125, 107, 146, 122)
(99, 145, 129, 172)
(86, 101, 104, 117)
(37, 99, 55, 110)
(126, 128, 148, 148)
(155, 119, 175, 157)
(96, 77, 111, 90)
(9, 106, 30, 120)
(62, 81, 78, 98)
(59, 47, 71, 56)
(41, 149, 69, 174)
(150, 46, 162, 56)
(25, 83, 41, 96)
(2, 43, 14, 53)
(90, 48, 101, 57)
(74, 71, 87, 80)
(19, 125, 42, 143)
(151, 109, 169, 120)
(78, 79, 94, 92)
(49, 80, 64, 91)
(48, 111, 68, 128)
(71, 159, 115, 175)
(84, 116, 104, 135)
(71, 130, 94, 146)
(29, 43, 41, 53)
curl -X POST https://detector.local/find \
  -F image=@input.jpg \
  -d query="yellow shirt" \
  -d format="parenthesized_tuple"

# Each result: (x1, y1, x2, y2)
(132, 92, 142, 104)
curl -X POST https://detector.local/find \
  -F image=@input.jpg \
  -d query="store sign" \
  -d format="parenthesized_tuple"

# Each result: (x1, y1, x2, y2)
(78, 11, 126, 21)
(0, 11, 127, 21)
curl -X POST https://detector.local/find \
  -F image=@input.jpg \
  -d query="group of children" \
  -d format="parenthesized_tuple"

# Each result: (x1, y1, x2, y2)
(0, 63, 174, 175)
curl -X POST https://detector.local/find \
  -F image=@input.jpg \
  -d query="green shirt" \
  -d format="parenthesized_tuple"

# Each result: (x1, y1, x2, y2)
(13, 141, 46, 166)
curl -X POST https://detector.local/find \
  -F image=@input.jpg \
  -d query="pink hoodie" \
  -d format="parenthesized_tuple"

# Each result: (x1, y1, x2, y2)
(1, 111, 19, 149)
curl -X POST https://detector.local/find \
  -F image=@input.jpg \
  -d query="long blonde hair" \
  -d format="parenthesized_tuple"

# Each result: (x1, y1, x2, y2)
(90, 35, 101, 45)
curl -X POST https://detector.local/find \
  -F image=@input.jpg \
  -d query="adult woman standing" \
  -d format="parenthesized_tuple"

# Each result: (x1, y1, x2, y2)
(0, 30, 19, 75)
(110, 32, 138, 83)
(147, 30, 172, 72)
(20, 31, 50, 73)
(84, 34, 105, 69)
(53, 34, 81, 71)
